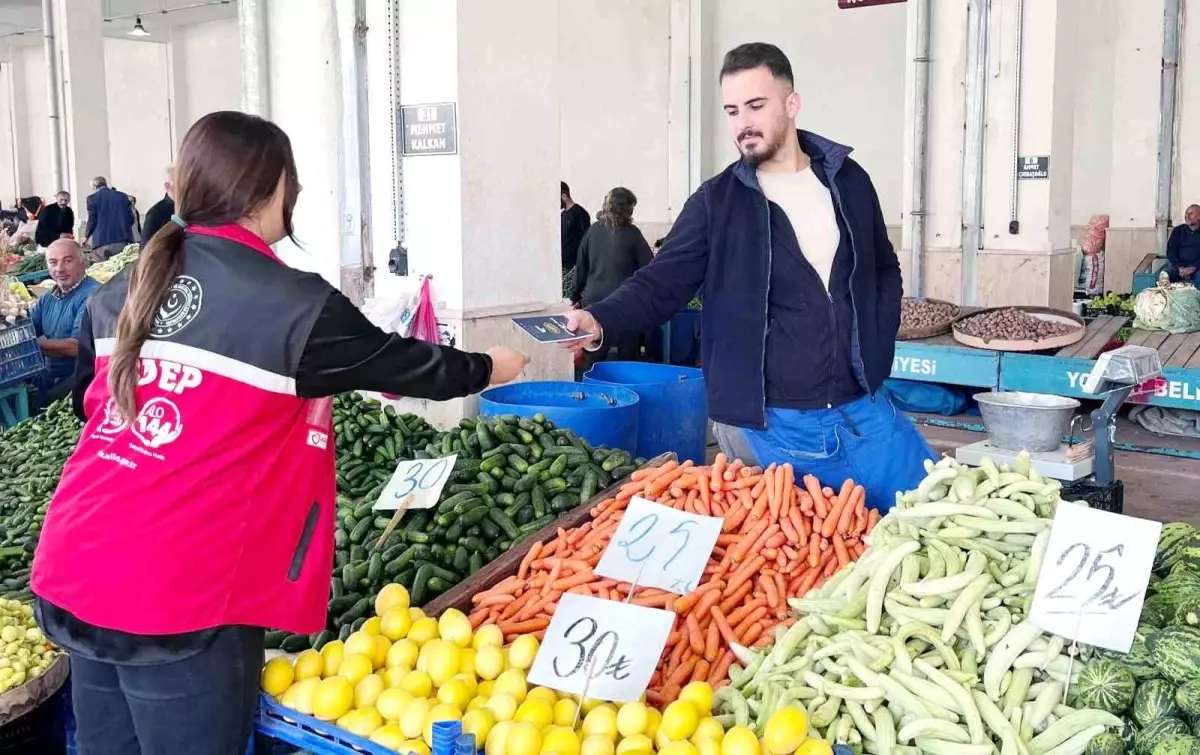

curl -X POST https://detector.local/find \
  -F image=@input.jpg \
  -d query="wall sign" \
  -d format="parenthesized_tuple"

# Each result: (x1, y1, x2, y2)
(399, 103, 458, 156)
(1018, 156, 1050, 180)
(838, 0, 906, 8)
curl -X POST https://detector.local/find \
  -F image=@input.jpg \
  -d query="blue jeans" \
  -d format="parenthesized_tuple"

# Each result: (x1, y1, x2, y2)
(714, 390, 935, 512)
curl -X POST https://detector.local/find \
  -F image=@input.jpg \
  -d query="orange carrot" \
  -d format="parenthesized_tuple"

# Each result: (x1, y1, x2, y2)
(710, 606, 738, 646)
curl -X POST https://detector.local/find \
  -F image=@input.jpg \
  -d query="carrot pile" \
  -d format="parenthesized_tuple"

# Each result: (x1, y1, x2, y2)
(466, 455, 880, 706)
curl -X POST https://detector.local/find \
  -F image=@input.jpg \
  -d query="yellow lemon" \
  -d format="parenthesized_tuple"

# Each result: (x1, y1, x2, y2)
(321, 640, 345, 678)
(409, 607, 428, 622)
(541, 726, 582, 755)
(645, 708, 662, 740)
(405, 740, 432, 755)
(407, 617, 440, 645)
(354, 673, 386, 709)
(473, 624, 504, 649)
(494, 669, 528, 703)
(660, 701, 700, 741)
(581, 698, 607, 715)
(660, 742, 700, 755)
(344, 631, 377, 659)
(515, 698, 555, 728)
(487, 692, 519, 722)
(453, 674, 480, 697)
(458, 648, 477, 677)
(423, 704, 464, 747)
(527, 687, 560, 706)
(793, 743, 832, 755)
(656, 730, 674, 751)
(370, 723, 407, 749)
(343, 706, 383, 737)
(719, 726, 760, 755)
(439, 679, 474, 710)
(697, 740, 721, 755)
(616, 702, 649, 738)
(376, 687, 412, 721)
(398, 697, 432, 739)
(553, 698, 580, 727)
(338, 653, 374, 686)
(376, 583, 411, 617)
(581, 705, 618, 739)
(476, 645, 506, 681)
(372, 635, 393, 670)
(506, 721, 543, 755)
(380, 607, 414, 642)
(762, 708, 808, 755)
(361, 616, 382, 636)
(691, 718, 725, 744)
(383, 666, 409, 689)
(463, 707, 498, 743)
(425, 640, 463, 687)
(312, 676, 354, 721)
(279, 681, 301, 709)
(615, 735, 653, 755)
(479, 681, 497, 698)
(678, 682, 714, 716)
(581, 734, 616, 755)
(261, 657, 294, 697)
(507, 635, 539, 671)
(439, 608, 473, 648)
(487, 720, 515, 755)
(293, 649, 323, 682)
(388, 638, 420, 670)
(284, 677, 320, 716)
(399, 669, 433, 698)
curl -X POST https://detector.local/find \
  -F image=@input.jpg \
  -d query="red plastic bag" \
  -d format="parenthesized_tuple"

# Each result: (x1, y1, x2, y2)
(382, 277, 441, 400)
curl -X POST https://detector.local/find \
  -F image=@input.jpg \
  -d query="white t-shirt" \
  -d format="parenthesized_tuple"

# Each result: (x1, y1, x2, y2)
(757, 166, 841, 291)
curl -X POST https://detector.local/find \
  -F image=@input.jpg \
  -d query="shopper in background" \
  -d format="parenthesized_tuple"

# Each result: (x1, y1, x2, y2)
(29, 239, 100, 408)
(560, 180, 591, 272)
(35, 192, 75, 248)
(140, 167, 176, 245)
(1166, 204, 1200, 283)
(129, 196, 143, 241)
(571, 187, 653, 365)
(84, 176, 134, 262)
(31, 111, 529, 755)
(12, 196, 42, 246)
(563, 43, 933, 511)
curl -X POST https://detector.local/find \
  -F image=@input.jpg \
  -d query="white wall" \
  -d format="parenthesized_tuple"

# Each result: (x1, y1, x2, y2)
(559, 0, 671, 229)
(704, 0, 908, 223)
(1070, 0, 1116, 226)
(0, 62, 18, 205)
(178, 18, 241, 132)
(103, 38, 173, 216)
(17, 45, 50, 199)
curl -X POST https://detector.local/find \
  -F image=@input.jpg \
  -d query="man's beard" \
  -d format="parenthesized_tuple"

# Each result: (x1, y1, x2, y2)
(737, 126, 787, 167)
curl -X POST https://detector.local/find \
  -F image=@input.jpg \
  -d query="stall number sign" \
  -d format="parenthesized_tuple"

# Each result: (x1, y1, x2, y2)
(1017, 156, 1050, 180)
(595, 497, 723, 595)
(1029, 503, 1161, 652)
(528, 593, 674, 702)
(374, 454, 457, 511)
(400, 103, 458, 156)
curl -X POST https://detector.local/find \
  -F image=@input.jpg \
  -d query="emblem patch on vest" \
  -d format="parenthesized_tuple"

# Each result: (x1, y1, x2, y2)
(150, 276, 203, 338)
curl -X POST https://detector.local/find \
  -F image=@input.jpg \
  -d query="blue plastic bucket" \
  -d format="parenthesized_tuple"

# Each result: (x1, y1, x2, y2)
(651, 309, 702, 366)
(583, 362, 707, 463)
(479, 381, 639, 452)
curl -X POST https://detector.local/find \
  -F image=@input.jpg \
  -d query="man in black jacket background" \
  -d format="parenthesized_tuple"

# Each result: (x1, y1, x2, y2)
(560, 181, 590, 272)
(35, 192, 75, 248)
(141, 167, 177, 245)
(563, 43, 932, 511)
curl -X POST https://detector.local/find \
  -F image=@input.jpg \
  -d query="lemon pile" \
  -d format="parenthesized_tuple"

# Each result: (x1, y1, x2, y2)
(0, 599, 60, 694)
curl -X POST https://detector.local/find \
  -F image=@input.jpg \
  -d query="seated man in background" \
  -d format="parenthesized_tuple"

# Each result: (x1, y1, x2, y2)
(1166, 204, 1200, 283)
(29, 239, 100, 407)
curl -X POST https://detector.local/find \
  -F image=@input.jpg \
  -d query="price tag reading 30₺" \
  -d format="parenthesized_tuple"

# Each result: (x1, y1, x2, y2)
(1029, 503, 1161, 653)
(527, 593, 674, 702)
(373, 454, 457, 511)
(594, 496, 723, 595)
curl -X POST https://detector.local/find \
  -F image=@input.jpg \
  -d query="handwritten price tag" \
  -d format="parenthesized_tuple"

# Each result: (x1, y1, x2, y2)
(374, 454, 457, 511)
(1029, 503, 1161, 652)
(527, 593, 674, 702)
(594, 496, 723, 595)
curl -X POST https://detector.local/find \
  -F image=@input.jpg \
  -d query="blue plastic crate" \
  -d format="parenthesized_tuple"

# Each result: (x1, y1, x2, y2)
(255, 693, 405, 755)
(0, 318, 44, 388)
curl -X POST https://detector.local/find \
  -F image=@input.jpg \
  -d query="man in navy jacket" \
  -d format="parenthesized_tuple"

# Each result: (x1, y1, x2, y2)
(564, 43, 933, 511)
(83, 176, 134, 262)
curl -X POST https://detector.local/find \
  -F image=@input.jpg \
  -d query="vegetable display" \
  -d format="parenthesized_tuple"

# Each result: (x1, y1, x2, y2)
(0, 598, 62, 694)
(467, 457, 879, 707)
(9, 252, 45, 275)
(87, 243, 140, 284)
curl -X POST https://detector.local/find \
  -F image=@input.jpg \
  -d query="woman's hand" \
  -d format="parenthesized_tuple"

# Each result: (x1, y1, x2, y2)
(486, 347, 530, 385)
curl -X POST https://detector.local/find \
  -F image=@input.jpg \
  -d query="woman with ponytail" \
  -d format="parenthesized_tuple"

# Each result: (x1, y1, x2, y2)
(30, 111, 528, 754)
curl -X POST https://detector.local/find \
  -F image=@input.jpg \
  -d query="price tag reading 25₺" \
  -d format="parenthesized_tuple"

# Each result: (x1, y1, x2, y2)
(595, 496, 723, 594)
(373, 454, 457, 511)
(527, 593, 674, 702)
(1029, 503, 1161, 653)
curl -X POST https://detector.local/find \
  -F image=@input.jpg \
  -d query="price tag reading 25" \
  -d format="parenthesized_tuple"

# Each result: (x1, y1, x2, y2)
(527, 593, 674, 702)
(595, 496, 723, 595)
(373, 454, 458, 511)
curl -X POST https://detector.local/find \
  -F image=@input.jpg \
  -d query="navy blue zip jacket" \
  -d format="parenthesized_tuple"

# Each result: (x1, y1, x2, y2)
(588, 131, 903, 430)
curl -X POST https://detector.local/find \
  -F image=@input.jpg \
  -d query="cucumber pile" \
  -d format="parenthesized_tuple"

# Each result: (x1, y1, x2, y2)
(0, 401, 82, 601)
(266, 398, 645, 652)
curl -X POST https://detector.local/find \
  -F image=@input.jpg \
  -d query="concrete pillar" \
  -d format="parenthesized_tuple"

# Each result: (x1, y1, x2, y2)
(0, 52, 32, 200)
(165, 27, 189, 155)
(0, 58, 17, 204)
(53, 0, 110, 206)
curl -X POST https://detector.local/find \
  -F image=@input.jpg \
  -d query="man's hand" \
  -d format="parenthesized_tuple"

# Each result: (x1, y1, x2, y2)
(562, 309, 601, 354)
(486, 347, 530, 385)
(1182, 266, 1196, 278)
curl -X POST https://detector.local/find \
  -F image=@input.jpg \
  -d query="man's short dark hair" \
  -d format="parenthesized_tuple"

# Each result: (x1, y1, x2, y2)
(719, 43, 794, 86)
(561, 181, 571, 197)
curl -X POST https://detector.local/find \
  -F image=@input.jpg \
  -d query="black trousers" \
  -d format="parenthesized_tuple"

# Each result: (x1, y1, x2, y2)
(69, 626, 263, 755)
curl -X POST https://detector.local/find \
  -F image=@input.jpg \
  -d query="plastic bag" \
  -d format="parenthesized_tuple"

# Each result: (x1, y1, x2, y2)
(380, 277, 442, 400)
(1132, 278, 1200, 333)
(1081, 214, 1109, 255)
(1076, 248, 1105, 296)
(360, 282, 424, 337)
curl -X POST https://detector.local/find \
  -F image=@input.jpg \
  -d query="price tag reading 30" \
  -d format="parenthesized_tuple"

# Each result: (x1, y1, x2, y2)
(528, 593, 674, 702)
(1029, 503, 1161, 652)
(373, 454, 457, 511)
(594, 496, 723, 595)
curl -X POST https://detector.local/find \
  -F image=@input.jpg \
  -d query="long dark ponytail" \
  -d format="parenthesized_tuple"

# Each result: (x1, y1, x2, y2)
(108, 111, 300, 421)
